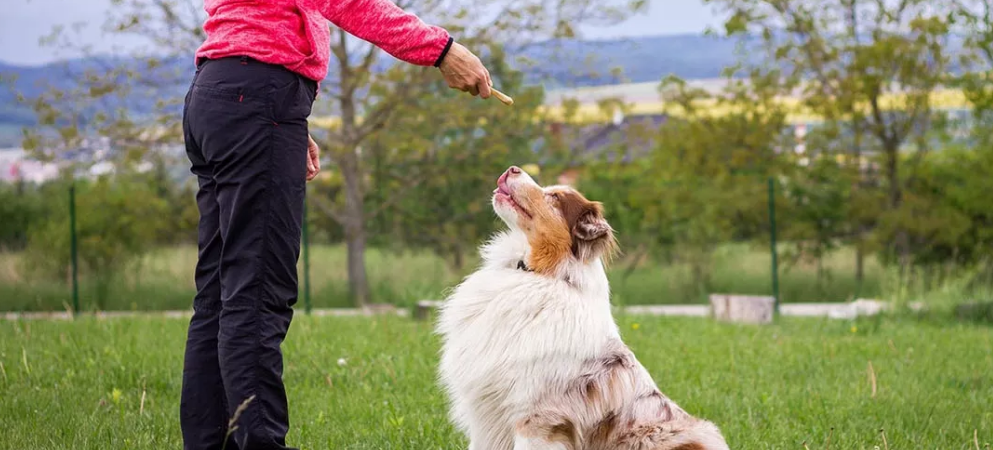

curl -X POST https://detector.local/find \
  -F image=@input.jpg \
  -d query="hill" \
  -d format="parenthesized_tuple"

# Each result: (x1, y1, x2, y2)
(0, 33, 746, 147)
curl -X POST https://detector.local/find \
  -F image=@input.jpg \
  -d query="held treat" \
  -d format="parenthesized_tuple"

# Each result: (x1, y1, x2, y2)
(491, 88, 514, 106)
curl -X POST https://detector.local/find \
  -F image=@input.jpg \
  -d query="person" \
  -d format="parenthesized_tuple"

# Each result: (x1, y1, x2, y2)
(179, 1, 493, 449)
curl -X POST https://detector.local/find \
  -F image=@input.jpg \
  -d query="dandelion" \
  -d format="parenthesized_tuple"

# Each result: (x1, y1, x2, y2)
(851, 325, 858, 333)
(111, 388, 123, 404)
(337, 358, 347, 367)
(631, 323, 640, 330)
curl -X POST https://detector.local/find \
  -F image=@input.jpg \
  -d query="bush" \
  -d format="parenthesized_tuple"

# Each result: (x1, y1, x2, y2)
(0, 182, 47, 251)
(20, 176, 169, 308)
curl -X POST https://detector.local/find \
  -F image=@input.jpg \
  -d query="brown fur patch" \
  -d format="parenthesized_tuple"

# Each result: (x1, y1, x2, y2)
(517, 185, 573, 274)
(516, 414, 580, 450)
(587, 411, 619, 445)
(552, 189, 598, 234)
(511, 182, 619, 273)
(671, 443, 707, 450)
(549, 189, 618, 264)
(527, 224, 573, 274)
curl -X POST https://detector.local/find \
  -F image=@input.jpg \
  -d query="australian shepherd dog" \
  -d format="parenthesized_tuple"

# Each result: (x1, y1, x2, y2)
(436, 166, 729, 450)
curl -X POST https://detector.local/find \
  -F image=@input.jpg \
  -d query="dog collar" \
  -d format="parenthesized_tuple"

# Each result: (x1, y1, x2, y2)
(517, 260, 533, 272)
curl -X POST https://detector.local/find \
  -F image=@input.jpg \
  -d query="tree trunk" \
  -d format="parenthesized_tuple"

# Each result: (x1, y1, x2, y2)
(816, 255, 824, 291)
(452, 241, 465, 271)
(339, 144, 370, 308)
(855, 242, 865, 287)
(851, 121, 866, 296)
(333, 28, 371, 308)
(345, 221, 370, 308)
(884, 143, 910, 270)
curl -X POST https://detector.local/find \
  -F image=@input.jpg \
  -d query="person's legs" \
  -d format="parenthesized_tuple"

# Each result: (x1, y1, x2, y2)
(184, 56, 315, 450)
(180, 69, 232, 450)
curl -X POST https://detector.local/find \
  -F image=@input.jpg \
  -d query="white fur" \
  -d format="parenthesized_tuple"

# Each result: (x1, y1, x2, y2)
(436, 170, 728, 450)
(436, 230, 619, 449)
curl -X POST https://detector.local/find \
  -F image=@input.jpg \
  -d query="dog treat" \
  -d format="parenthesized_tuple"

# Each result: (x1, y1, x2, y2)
(491, 88, 514, 106)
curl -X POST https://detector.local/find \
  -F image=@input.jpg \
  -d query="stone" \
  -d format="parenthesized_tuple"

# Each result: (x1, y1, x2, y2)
(709, 294, 775, 324)
(413, 300, 441, 321)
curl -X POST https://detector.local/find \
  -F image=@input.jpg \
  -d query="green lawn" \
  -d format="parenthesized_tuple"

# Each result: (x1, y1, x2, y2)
(1, 315, 990, 449)
(0, 243, 886, 311)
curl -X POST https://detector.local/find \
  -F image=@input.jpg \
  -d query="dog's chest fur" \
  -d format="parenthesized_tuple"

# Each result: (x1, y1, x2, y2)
(436, 231, 620, 446)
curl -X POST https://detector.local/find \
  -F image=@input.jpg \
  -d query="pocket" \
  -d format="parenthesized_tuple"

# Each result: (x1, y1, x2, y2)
(271, 76, 315, 123)
(190, 84, 264, 104)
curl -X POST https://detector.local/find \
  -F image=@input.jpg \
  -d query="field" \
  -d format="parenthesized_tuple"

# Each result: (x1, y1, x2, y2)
(0, 243, 886, 312)
(0, 314, 990, 449)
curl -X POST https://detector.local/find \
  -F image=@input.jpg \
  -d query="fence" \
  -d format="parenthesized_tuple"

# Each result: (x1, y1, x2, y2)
(14, 161, 990, 316)
(3, 172, 881, 317)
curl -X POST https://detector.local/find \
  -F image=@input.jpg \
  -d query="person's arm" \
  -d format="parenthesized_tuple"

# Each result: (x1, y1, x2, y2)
(318, 0, 492, 97)
(319, 0, 452, 67)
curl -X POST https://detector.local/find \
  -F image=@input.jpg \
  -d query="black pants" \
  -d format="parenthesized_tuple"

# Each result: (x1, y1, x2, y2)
(180, 56, 316, 450)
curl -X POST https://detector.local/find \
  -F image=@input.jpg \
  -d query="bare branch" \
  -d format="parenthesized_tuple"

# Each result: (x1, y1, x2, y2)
(311, 195, 346, 224)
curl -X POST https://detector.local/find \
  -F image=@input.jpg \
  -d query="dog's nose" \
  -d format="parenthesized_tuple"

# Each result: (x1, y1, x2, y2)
(509, 166, 522, 175)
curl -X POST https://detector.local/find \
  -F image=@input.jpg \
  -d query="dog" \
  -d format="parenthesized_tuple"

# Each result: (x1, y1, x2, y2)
(436, 166, 729, 450)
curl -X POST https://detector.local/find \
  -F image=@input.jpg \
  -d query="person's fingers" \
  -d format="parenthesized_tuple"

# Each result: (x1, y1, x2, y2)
(479, 74, 492, 99)
(468, 85, 479, 96)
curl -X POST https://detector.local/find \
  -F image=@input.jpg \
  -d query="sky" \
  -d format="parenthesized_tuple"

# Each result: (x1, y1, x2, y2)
(0, 0, 724, 66)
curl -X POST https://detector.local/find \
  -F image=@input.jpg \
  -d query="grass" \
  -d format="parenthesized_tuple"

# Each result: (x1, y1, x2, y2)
(0, 314, 990, 449)
(0, 243, 886, 312)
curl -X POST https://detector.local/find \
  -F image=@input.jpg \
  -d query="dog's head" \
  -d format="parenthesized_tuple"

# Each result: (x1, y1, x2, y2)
(492, 166, 617, 274)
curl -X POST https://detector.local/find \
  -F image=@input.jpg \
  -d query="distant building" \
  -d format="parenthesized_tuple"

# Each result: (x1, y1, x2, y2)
(0, 148, 59, 184)
(538, 79, 976, 182)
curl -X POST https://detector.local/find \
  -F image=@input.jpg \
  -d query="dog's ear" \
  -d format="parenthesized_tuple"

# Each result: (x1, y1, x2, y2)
(573, 209, 611, 242)
(571, 203, 617, 262)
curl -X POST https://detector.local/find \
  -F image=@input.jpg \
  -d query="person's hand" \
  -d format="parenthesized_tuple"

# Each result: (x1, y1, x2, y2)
(306, 134, 320, 181)
(438, 42, 492, 99)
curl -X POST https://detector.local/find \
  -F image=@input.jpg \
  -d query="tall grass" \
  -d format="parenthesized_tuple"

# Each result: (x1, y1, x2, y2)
(0, 245, 464, 311)
(611, 243, 885, 305)
(6, 243, 988, 313)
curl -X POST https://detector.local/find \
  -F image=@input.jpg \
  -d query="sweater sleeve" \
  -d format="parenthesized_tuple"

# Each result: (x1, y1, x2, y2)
(318, 0, 454, 67)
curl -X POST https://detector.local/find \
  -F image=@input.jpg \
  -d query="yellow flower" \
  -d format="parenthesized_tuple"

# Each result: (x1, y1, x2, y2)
(111, 388, 123, 404)
(631, 323, 641, 330)
(850, 325, 858, 333)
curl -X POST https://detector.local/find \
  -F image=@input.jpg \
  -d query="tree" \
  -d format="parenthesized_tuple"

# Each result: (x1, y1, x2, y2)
(623, 75, 790, 295)
(21, 176, 169, 309)
(365, 53, 548, 271)
(15, 0, 649, 308)
(705, 0, 958, 271)
(305, 0, 647, 306)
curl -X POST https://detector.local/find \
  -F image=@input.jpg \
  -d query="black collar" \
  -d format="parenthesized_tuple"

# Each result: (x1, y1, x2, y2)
(517, 260, 533, 272)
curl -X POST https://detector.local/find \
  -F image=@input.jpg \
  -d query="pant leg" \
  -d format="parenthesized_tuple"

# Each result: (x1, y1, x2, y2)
(180, 68, 232, 450)
(184, 56, 315, 450)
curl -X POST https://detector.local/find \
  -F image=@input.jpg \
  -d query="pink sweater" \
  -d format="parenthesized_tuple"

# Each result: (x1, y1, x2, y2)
(195, 0, 454, 82)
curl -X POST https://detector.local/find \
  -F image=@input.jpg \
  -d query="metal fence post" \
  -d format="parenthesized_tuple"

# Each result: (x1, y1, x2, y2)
(767, 177, 780, 315)
(69, 184, 79, 316)
(302, 197, 312, 315)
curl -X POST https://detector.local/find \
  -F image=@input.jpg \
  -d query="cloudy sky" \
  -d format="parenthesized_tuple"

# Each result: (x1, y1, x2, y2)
(0, 0, 723, 65)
